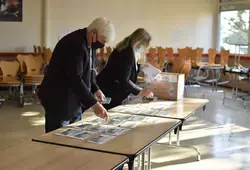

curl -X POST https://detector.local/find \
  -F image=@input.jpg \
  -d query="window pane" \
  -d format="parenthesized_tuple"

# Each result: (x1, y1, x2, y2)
(220, 10, 249, 54)
(220, 4, 249, 11)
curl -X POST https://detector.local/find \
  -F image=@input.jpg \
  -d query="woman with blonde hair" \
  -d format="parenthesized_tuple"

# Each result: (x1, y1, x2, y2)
(96, 28, 154, 110)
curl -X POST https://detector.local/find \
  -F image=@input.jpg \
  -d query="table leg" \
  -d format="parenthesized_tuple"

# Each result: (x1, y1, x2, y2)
(169, 132, 172, 145)
(141, 152, 145, 170)
(128, 157, 135, 170)
(176, 125, 180, 146)
(147, 148, 151, 170)
(137, 155, 141, 170)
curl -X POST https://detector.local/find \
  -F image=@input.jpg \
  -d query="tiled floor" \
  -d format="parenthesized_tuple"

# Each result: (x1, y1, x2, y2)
(0, 86, 249, 169)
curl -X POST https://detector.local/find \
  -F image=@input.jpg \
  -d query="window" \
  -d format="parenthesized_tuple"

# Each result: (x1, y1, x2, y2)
(218, 0, 250, 55)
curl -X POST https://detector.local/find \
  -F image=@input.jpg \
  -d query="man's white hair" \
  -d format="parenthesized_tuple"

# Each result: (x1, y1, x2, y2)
(88, 17, 116, 44)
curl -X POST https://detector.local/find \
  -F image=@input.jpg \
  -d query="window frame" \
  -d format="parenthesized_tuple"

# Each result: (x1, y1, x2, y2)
(217, 0, 250, 55)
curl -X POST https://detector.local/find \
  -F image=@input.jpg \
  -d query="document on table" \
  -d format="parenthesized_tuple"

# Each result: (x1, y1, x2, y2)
(87, 134, 116, 144)
(55, 128, 81, 137)
(103, 127, 130, 136)
(69, 131, 95, 140)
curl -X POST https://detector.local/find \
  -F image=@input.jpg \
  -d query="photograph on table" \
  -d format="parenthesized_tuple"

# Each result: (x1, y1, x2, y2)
(0, 0, 22, 21)
(103, 127, 130, 136)
(104, 118, 124, 126)
(73, 123, 95, 130)
(85, 116, 104, 124)
(154, 110, 170, 117)
(70, 131, 95, 140)
(128, 115, 146, 122)
(55, 128, 81, 137)
(87, 134, 115, 144)
(119, 121, 141, 129)
(142, 117, 162, 123)
(87, 125, 110, 133)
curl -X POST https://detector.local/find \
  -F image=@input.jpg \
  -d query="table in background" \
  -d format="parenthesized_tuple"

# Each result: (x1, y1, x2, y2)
(0, 141, 128, 170)
(223, 67, 250, 108)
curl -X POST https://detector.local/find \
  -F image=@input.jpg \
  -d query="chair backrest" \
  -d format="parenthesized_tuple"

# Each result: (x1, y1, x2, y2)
(191, 48, 203, 67)
(33, 45, 37, 53)
(185, 46, 192, 62)
(179, 61, 191, 80)
(178, 48, 188, 60)
(0, 61, 20, 81)
(43, 48, 52, 65)
(208, 48, 216, 65)
(166, 47, 174, 64)
(148, 47, 157, 64)
(17, 54, 31, 73)
(220, 49, 230, 66)
(23, 55, 44, 75)
(158, 47, 166, 64)
(172, 56, 185, 73)
(37, 46, 42, 55)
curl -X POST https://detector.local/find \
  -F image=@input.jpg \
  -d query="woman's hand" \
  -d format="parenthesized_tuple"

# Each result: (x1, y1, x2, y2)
(139, 88, 154, 98)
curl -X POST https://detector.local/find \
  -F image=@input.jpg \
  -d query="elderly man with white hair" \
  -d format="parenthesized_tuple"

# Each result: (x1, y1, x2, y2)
(38, 17, 116, 133)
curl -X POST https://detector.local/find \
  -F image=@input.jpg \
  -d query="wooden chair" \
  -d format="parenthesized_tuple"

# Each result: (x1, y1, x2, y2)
(33, 45, 37, 53)
(148, 47, 157, 64)
(208, 48, 217, 65)
(17, 54, 31, 74)
(37, 46, 42, 55)
(43, 48, 52, 65)
(0, 61, 22, 106)
(220, 49, 230, 67)
(191, 48, 204, 67)
(166, 47, 174, 64)
(157, 47, 166, 70)
(185, 46, 192, 63)
(0, 61, 20, 84)
(178, 48, 188, 61)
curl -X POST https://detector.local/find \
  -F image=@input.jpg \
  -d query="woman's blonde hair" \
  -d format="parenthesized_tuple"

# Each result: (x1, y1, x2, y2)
(115, 28, 151, 52)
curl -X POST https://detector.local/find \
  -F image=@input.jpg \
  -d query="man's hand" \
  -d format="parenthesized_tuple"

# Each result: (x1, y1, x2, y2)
(94, 90, 105, 104)
(92, 102, 109, 122)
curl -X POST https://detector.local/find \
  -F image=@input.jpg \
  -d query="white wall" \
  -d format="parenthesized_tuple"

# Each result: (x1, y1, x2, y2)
(0, 0, 43, 52)
(46, 0, 217, 52)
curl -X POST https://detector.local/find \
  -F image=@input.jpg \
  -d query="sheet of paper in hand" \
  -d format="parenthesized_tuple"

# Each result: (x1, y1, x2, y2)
(55, 128, 81, 137)
(103, 127, 130, 136)
(69, 131, 95, 140)
(141, 63, 161, 82)
(87, 134, 116, 144)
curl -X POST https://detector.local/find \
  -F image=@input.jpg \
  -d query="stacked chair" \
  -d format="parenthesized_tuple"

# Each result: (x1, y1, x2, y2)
(16, 54, 45, 107)
(0, 61, 21, 106)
